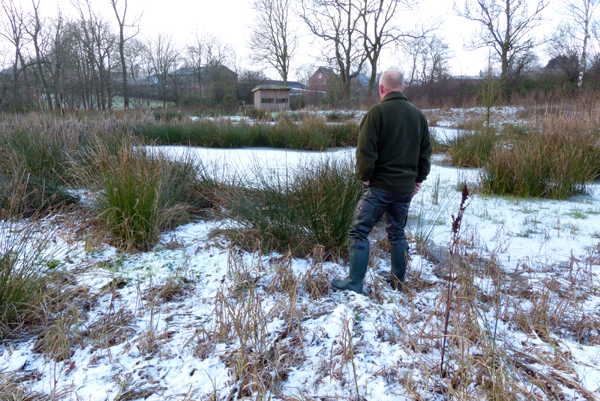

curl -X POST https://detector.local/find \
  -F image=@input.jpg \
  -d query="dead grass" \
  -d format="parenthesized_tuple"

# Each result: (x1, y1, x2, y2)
(385, 190, 600, 400)
(2, 106, 600, 399)
(0, 370, 70, 400)
(187, 248, 305, 399)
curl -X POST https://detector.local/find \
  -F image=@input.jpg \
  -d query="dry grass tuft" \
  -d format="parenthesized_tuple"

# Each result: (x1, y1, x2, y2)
(0, 370, 70, 400)
(301, 246, 331, 299)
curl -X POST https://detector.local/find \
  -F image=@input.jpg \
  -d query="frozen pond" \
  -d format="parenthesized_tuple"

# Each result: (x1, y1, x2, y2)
(430, 126, 468, 142)
(147, 145, 355, 184)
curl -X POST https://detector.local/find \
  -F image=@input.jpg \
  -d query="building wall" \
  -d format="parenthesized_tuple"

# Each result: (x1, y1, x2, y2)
(309, 68, 329, 92)
(253, 89, 290, 111)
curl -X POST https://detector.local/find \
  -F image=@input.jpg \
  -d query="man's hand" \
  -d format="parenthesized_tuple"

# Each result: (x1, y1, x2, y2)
(413, 182, 421, 195)
(363, 180, 370, 186)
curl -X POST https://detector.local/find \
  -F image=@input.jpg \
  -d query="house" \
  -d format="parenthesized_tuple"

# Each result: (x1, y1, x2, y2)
(172, 64, 238, 91)
(308, 67, 336, 92)
(308, 67, 370, 94)
(354, 73, 370, 88)
(252, 85, 291, 111)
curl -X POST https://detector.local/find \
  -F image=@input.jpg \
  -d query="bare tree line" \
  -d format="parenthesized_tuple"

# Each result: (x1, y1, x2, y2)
(0, 0, 240, 111)
(0, 0, 599, 111)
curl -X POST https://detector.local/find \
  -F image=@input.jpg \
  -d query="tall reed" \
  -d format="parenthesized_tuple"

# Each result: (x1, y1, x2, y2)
(135, 118, 359, 151)
(484, 118, 600, 199)
(0, 128, 79, 216)
(0, 112, 153, 217)
(448, 126, 498, 168)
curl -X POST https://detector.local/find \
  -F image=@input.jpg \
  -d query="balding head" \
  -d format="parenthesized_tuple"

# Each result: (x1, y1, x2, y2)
(379, 70, 405, 100)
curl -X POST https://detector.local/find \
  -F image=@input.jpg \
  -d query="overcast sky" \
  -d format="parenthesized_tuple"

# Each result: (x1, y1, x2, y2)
(7, 0, 563, 81)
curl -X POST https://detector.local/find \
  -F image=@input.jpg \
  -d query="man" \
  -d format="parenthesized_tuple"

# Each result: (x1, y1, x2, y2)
(331, 69, 431, 294)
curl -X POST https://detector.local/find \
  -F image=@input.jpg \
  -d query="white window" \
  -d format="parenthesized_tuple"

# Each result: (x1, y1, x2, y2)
(318, 73, 322, 79)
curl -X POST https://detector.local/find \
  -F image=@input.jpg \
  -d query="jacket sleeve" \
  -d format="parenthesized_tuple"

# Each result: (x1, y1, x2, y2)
(355, 109, 380, 182)
(416, 118, 432, 183)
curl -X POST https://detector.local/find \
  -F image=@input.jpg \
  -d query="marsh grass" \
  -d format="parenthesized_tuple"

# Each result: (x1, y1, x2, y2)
(218, 157, 361, 257)
(0, 219, 60, 338)
(395, 192, 600, 399)
(0, 129, 78, 216)
(0, 371, 67, 401)
(88, 143, 212, 251)
(484, 120, 600, 199)
(135, 118, 359, 151)
(446, 110, 600, 199)
(448, 126, 498, 168)
(0, 112, 154, 217)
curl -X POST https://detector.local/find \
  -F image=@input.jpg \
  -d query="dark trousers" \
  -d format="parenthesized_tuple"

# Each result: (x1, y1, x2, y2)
(348, 185, 412, 246)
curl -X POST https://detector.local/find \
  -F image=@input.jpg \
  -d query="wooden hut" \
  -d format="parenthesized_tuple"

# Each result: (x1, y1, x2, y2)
(252, 85, 291, 111)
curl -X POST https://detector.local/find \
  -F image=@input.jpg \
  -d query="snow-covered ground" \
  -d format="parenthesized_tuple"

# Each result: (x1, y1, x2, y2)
(1, 107, 599, 400)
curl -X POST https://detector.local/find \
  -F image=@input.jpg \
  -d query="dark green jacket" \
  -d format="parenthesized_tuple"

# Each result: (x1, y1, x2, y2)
(356, 92, 431, 193)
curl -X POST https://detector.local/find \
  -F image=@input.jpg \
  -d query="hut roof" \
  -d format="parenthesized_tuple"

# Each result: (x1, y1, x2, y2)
(252, 85, 292, 92)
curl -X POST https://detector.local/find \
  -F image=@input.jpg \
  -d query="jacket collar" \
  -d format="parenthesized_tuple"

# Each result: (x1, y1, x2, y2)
(382, 92, 408, 102)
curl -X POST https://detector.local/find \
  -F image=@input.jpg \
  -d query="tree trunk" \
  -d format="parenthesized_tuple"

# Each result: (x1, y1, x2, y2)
(578, 21, 589, 87)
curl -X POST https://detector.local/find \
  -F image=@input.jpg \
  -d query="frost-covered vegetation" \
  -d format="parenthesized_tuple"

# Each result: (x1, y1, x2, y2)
(0, 103, 599, 400)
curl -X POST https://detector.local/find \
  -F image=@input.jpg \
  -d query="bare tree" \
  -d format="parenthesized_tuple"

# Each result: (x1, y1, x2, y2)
(296, 62, 316, 85)
(185, 29, 207, 102)
(402, 34, 452, 86)
(0, 0, 32, 110)
(73, 0, 117, 110)
(564, 0, 599, 86)
(455, 0, 548, 87)
(27, 0, 53, 110)
(423, 35, 453, 83)
(359, 0, 426, 96)
(124, 38, 144, 83)
(204, 34, 235, 68)
(109, 0, 141, 109)
(249, 0, 297, 85)
(185, 31, 235, 104)
(402, 36, 424, 87)
(45, 10, 67, 110)
(547, 24, 581, 81)
(300, 0, 367, 101)
(146, 33, 179, 107)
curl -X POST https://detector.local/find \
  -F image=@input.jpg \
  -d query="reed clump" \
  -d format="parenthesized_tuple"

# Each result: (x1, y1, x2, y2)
(447, 109, 600, 199)
(218, 157, 361, 257)
(0, 219, 61, 338)
(78, 138, 215, 251)
(483, 114, 600, 199)
(448, 126, 498, 167)
(0, 128, 78, 216)
(0, 112, 153, 217)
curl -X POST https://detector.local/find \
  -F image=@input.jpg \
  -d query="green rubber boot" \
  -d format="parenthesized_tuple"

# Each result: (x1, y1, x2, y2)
(331, 240, 369, 294)
(383, 244, 409, 290)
